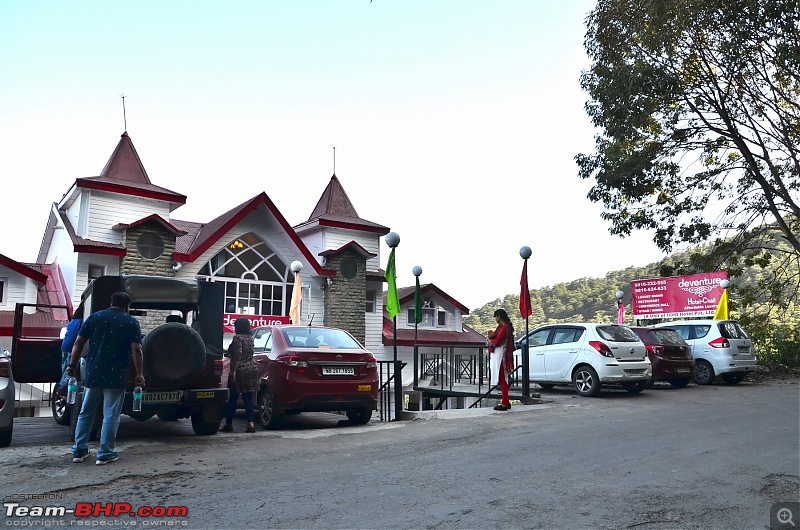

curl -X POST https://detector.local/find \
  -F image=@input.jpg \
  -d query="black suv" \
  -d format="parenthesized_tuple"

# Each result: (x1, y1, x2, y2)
(12, 275, 229, 436)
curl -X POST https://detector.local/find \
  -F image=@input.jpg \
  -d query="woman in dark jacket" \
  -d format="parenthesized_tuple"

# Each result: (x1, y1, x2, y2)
(221, 318, 259, 433)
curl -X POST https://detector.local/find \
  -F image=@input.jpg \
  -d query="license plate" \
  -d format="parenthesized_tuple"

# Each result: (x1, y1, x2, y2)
(624, 369, 645, 376)
(357, 385, 371, 391)
(195, 391, 215, 399)
(142, 390, 182, 403)
(676, 367, 691, 373)
(322, 366, 355, 376)
(738, 346, 750, 353)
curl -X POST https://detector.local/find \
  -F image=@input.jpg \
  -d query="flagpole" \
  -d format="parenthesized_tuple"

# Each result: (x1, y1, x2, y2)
(385, 232, 402, 420)
(520, 246, 532, 399)
(412, 266, 422, 390)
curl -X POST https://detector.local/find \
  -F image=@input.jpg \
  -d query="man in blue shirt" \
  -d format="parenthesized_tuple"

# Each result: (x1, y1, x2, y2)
(65, 292, 145, 465)
(58, 305, 84, 394)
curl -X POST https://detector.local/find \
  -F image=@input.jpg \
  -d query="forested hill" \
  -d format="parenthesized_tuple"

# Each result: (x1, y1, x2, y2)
(463, 241, 799, 364)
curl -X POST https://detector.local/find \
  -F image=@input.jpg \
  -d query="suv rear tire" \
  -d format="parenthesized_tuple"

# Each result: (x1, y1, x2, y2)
(142, 323, 206, 388)
(190, 411, 220, 435)
(694, 360, 715, 385)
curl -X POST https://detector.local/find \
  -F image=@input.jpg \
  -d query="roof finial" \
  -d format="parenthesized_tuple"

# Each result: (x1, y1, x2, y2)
(333, 146, 336, 176)
(120, 93, 128, 132)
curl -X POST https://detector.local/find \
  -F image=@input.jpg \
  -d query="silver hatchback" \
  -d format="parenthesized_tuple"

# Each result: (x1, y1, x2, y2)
(652, 320, 756, 385)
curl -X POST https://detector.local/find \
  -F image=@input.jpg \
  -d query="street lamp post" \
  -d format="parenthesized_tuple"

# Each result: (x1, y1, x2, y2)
(520, 246, 532, 398)
(385, 232, 402, 419)
(412, 266, 422, 390)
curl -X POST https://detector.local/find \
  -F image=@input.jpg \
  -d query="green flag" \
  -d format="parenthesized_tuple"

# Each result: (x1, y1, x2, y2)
(385, 248, 400, 318)
(414, 275, 422, 324)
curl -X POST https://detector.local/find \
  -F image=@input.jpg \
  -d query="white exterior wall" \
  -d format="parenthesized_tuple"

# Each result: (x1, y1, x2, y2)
(299, 230, 324, 266)
(0, 267, 40, 313)
(364, 280, 383, 356)
(85, 191, 171, 244)
(73, 253, 120, 307)
(45, 222, 79, 300)
(323, 229, 381, 271)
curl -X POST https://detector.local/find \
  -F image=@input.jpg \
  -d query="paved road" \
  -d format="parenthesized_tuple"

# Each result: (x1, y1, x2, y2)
(1, 380, 798, 529)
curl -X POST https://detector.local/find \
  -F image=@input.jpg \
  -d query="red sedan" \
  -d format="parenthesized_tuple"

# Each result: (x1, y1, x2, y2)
(223, 325, 379, 428)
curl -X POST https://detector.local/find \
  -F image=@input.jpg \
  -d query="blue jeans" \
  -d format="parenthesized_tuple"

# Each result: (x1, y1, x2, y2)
(59, 351, 70, 390)
(71, 387, 125, 460)
(225, 386, 254, 424)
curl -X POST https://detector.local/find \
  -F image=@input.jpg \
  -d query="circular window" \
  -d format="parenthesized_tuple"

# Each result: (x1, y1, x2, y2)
(136, 233, 164, 259)
(340, 258, 358, 280)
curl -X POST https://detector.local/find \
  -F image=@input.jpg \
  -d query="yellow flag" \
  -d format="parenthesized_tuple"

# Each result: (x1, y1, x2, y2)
(713, 288, 728, 320)
(290, 271, 302, 324)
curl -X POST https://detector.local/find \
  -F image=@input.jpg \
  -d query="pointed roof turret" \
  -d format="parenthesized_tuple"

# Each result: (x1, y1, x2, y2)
(98, 131, 151, 183)
(69, 132, 187, 211)
(294, 175, 389, 235)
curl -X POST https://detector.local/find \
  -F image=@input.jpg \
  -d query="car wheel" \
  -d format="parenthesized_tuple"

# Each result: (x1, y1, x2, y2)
(142, 323, 206, 388)
(52, 395, 71, 426)
(346, 408, 372, 425)
(694, 361, 715, 385)
(572, 366, 601, 397)
(721, 373, 744, 385)
(669, 378, 690, 388)
(258, 386, 282, 429)
(538, 383, 556, 390)
(622, 381, 647, 394)
(0, 424, 12, 448)
(190, 410, 220, 435)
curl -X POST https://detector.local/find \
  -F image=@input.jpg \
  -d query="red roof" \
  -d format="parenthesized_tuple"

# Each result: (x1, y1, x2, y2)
(75, 132, 186, 208)
(112, 214, 188, 236)
(392, 283, 469, 314)
(56, 209, 126, 256)
(171, 193, 334, 277)
(0, 254, 47, 284)
(0, 260, 72, 335)
(294, 175, 390, 235)
(0, 310, 66, 337)
(319, 241, 377, 259)
(382, 321, 486, 347)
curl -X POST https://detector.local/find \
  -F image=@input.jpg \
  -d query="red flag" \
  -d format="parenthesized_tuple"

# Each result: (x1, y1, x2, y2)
(520, 260, 532, 318)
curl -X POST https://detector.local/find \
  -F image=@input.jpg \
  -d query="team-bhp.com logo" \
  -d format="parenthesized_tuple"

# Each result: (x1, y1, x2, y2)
(4, 501, 188, 526)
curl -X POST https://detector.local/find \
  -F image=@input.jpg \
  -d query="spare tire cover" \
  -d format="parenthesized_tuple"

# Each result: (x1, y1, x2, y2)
(142, 322, 206, 388)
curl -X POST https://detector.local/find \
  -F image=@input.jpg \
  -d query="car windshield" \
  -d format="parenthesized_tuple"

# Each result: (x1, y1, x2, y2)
(596, 325, 639, 342)
(649, 329, 688, 346)
(281, 328, 362, 349)
(719, 321, 749, 339)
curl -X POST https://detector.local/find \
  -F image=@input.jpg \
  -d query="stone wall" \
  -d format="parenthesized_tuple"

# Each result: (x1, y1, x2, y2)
(120, 224, 177, 277)
(323, 249, 366, 344)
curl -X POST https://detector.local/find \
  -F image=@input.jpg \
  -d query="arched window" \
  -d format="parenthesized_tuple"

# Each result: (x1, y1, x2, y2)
(197, 233, 290, 316)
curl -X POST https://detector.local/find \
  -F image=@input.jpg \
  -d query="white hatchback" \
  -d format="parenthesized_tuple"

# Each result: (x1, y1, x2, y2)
(515, 323, 651, 397)
(651, 319, 757, 385)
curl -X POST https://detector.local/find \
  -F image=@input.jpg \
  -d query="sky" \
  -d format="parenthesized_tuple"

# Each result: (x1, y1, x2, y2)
(0, 1, 668, 310)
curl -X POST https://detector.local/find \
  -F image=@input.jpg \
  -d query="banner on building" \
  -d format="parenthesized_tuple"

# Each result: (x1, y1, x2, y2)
(223, 313, 290, 333)
(631, 272, 728, 320)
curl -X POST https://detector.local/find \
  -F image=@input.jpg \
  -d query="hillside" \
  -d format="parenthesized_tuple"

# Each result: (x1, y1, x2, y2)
(464, 240, 799, 366)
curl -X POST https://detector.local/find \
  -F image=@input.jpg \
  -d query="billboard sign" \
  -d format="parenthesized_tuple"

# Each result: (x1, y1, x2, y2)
(631, 272, 728, 320)
(223, 313, 290, 333)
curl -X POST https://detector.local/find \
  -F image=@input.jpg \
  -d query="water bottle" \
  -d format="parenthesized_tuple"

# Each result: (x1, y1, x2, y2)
(133, 386, 143, 412)
(66, 377, 77, 405)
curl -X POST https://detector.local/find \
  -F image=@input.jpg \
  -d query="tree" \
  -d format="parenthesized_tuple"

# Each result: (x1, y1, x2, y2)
(576, 0, 800, 298)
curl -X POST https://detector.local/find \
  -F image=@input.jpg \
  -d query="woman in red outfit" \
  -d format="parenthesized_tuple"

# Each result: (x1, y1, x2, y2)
(487, 308, 515, 411)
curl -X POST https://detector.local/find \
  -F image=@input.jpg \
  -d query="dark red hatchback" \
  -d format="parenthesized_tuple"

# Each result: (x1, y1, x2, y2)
(224, 325, 379, 428)
(630, 327, 695, 388)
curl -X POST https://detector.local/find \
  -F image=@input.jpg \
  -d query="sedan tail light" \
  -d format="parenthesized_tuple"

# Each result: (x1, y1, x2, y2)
(645, 345, 664, 355)
(276, 355, 308, 372)
(708, 337, 729, 349)
(365, 358, 378, 369)
(588, 341, 614, 357)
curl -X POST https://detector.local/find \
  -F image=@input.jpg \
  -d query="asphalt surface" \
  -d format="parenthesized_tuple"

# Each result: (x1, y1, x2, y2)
(1, 380, 798, 530)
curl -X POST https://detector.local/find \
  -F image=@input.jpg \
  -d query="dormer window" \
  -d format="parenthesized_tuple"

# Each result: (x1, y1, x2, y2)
(136, 233, 164, 259)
